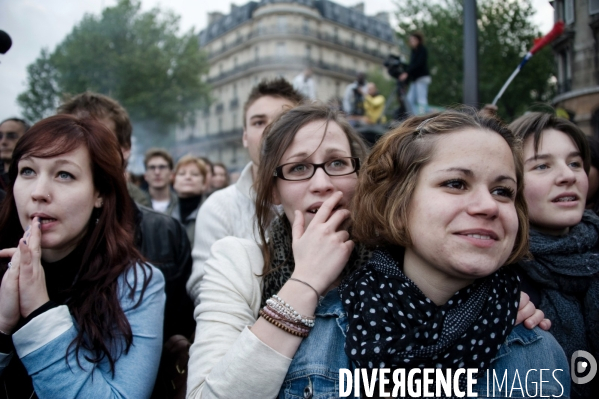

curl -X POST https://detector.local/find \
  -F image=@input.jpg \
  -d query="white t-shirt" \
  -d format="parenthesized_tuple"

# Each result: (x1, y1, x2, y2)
(151, 199, 170, 213)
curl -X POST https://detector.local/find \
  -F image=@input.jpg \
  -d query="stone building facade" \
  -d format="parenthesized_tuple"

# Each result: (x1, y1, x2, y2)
(173, 0, 397, 170)
(552, 0, 599, 135)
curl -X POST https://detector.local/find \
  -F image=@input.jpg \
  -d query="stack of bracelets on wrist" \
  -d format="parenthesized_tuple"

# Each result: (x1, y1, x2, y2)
(260, 295, 315, 338)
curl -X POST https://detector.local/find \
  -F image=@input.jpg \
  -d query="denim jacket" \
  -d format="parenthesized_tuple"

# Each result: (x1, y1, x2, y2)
(472, 325, 570, 398)
(278, 290, 350, 399)
(279, 290, 570, 399)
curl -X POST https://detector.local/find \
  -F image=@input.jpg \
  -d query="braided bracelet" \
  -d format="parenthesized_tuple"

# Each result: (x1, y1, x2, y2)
(259, 309, 309, 338)
(266, 302, 315, 328)
(262, 306, 311, 333)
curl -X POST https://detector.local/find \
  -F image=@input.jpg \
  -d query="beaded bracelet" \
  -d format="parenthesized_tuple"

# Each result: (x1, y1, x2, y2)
(266, 301, 315, 328)
(264, 303, 315, 330)
(267, 295, 315, 327)
(259, 309, 309, 338)
(262, 306, 311, 334)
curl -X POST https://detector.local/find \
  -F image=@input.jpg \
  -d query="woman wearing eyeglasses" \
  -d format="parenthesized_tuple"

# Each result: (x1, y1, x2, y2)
(186, 104, 548, 399)
(186, 104, 369, 398)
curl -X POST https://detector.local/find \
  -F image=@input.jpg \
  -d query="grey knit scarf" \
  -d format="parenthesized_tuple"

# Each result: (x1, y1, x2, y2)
(518, 210, 599, 399)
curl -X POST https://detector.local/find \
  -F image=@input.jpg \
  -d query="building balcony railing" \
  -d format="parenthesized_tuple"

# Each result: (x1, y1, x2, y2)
(206, 55, 363, 84)
(207, 26, 391, 60)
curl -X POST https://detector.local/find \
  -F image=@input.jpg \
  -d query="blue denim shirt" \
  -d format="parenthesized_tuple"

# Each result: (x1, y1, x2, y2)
(279, 290, 570, 399)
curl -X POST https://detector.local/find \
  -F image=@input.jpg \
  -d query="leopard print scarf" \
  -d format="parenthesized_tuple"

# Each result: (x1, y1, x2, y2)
(261, 215, 373, 306)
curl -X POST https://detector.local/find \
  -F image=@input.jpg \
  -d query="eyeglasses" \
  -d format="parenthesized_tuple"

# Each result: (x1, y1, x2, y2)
(147, 164, 170, 172)
(274, 157, 360, 181)
(0, 132, 19, 141)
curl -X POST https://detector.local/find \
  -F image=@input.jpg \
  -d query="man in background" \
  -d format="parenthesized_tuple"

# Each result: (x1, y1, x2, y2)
(0, 118, 29, 190)
(57, 93, 152, 207)
(187, 78, 304, 303)
(342, 72, 368, 124)
(144, 148, 177, 213)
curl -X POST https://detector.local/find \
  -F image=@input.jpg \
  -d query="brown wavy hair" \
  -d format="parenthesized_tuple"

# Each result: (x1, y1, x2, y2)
(351, 108, 530, 265)
(0, 114, 151, 374)
(254, 103, 369, 275)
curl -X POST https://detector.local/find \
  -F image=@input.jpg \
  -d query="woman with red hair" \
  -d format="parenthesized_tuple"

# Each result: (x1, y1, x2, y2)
(0, 115, 165, 398)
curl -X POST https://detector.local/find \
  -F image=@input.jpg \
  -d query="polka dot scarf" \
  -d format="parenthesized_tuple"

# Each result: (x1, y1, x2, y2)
(339, 247, 520, 379)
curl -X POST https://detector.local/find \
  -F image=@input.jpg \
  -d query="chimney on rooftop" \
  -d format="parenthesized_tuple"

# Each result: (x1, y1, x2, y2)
(208, 12, 224, 25)
(351, 3, 364, 13)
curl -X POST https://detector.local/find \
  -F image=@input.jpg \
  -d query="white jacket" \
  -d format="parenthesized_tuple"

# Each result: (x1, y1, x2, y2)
(186, 162, 259, 305)
(186, 237, 292, 398)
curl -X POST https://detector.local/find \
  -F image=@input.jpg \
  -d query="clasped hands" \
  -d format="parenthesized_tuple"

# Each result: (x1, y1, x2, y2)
(0, 218, 50, 334)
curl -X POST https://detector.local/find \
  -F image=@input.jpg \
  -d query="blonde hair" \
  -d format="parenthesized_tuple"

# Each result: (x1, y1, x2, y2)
(173, 155, 208, 180)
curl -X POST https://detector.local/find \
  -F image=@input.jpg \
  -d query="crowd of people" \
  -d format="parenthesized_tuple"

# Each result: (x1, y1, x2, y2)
(0, 66, 597, 399)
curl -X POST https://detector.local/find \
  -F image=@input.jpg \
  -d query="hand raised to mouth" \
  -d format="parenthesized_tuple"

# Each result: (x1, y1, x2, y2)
(17, 217, 50, 318)
(291, 191, 354, 296)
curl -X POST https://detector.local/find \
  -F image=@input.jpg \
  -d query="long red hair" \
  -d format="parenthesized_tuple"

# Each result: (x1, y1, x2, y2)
(0, 114, 151, 373)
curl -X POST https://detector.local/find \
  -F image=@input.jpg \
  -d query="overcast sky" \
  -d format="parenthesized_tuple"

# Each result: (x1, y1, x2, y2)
(1, 0, 554, 120)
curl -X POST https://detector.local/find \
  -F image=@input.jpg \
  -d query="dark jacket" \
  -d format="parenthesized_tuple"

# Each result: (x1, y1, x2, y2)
(0, 171, 8, 192)
(127, 181, 152, 208)
(406, 44, 430, 81)
(133, 203, 195, 340)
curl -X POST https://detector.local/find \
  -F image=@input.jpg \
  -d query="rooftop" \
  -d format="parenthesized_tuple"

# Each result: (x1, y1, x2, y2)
(199, 0, 396, 46)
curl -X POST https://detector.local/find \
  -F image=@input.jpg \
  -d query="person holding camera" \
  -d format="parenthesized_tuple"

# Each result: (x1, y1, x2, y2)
(342, 73, 368, 125)
(399, 31, 431, 116)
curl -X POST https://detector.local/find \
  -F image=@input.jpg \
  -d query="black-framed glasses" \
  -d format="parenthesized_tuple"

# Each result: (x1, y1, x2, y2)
(273, 157, 360, 181)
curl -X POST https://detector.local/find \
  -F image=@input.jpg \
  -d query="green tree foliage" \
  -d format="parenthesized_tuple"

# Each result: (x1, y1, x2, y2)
(17, 49, 61, 122)
(18, 0, 210, 138)
(394, 0, 555, 121)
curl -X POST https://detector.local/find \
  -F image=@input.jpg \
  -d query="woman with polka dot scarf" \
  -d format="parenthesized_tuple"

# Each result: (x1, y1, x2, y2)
(339, 109, 570, 396)
(186, 105, 558, 399)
